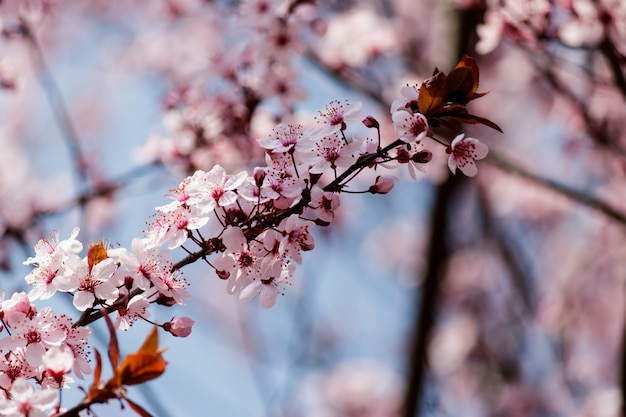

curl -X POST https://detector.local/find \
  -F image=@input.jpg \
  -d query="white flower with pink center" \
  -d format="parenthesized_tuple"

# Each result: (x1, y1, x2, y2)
(151, 270, 190, 305)
(300, 133, 361, 175)
(392, 110, 428, 143)
(115, 295, 150, 330)
(145, 205, 208, 249)
(0, 349, 36, 389)
(0, 378, 58, 417)
(41, 345, 74, 388)
(309, 186, 340, 223)
(390, 84, 420, 113)
(278, 214, 315, 264)
(257, 123, 306, 154)
(311, 100, 363, 137)
(23, 227, 82, 267)
(186, 166, 248, 215)
(447, 133, 489, 177)
(55, 258, 120, 312)
(213, 227, 263, 294)
(109, 238, 173, 291)
(155, 177, 191, 213)
(240, 262, 294, 309)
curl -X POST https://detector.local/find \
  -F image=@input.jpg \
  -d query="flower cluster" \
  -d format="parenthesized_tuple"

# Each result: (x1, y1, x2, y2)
(4, 55, 497, 416)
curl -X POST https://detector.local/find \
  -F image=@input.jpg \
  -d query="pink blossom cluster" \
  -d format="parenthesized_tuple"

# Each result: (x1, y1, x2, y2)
(143, 96, 489, 308)
(5, 78, 492, 414)
(466, 0, 626, 54)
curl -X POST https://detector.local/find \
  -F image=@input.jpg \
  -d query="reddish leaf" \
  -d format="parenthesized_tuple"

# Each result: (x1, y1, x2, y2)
(104, 315, 120, 377)
(87, 241, 108, 272)
(447, 113, 504, 132)
(125, 397, 155, 417)
(118, 326, 167, 386)
(119, 352, 167, 386)
(445, 66, 475, 104)
(418, 70, 447, 115)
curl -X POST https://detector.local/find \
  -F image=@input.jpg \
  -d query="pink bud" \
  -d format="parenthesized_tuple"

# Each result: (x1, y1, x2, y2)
(369, 175, 397, 194)
(253, 167, 266, 187)
(362, 115, 380, 129)
(164, 316, 195, 338)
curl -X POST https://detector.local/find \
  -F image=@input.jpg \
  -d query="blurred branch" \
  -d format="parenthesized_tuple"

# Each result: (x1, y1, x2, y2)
(401, 174, 463, 417)
(20, 19, 90, 190)
(599, 36, 626, 102)
(486, 153, 626, 226)
(475, 183, 534, 313)
(2, 163, 163, 250)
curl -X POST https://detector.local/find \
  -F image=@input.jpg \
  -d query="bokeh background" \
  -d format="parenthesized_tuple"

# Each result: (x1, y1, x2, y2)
(1, 1, 626, 416)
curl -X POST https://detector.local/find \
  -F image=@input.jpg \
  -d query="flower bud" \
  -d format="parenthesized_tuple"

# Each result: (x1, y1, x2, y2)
(253, 167, 266, 188)
(163, 316, 195, 338)
(362, 115, 380, 129)
(412, 149, 432, 163)
(369, 175, 397, 194)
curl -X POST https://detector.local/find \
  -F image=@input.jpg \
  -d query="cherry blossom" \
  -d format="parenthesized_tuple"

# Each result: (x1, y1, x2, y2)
(311, 100, 363, 137)
(299, 133, 361, 175)
(41, 345, 74, 388)
(239, 262, 294, 308)
(213, 226, 264, 294)
(257, 123, 306, 154)
(308, 186, 340, 222)
(278, 215, 315, 264)
(392, 110, 429, 144)
(185, 166, 248, 215)
(447, 133, 488, 177)
(0, 378, 58, 417)
(115, 295, 150, 331)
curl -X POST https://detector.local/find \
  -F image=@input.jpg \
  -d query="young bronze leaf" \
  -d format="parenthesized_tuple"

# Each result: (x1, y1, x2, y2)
(448, 113, 504, 132)
(104, 315, 120, 374)
(119, 352, 167, 386)
(445, 66, 475, 104)
(87, 241, 108, 272)
(125, 397, 155, 417)
(137, 326, 161, 355)
(118, 326, 167, 386)
(418, 70, 447, 115)
(454, 55, 480, 94)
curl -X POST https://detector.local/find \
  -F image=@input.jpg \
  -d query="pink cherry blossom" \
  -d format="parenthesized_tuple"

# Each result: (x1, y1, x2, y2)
(115, 295, 150, 330)
(390, 84, 420, 114)
(0, 349, 37, 389)
(41, 345, 74, 387)
(392, 110, 428, 143)
(213, 226, 264, 294)
(311, 100, 363, 136)
(0, 378, 58, 417)
(309, 186, 340, 222)
(278, 214, 315, 264)
(239, 262, 294, 308)
(185, 166, 248, 215)
(145, 205, 208, 249)
(57, 258, 120, 312)
(299, 133, 361, 174)
(151, 269, 191, 306)
(447, 133, 489, 177)
(257, 123, 306, 154)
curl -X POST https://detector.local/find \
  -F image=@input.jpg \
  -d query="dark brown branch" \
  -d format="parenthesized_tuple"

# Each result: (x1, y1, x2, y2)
(402, 173, 463, 417)
(599, 36, 626, 102)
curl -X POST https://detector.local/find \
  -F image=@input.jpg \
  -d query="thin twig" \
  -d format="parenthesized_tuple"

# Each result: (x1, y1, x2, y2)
(486, 153, 626, 227)
(21, 19, 89, 189)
